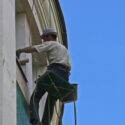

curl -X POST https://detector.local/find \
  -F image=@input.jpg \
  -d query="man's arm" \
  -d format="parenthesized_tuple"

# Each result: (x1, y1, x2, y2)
(16, 46, 37, 58)
(19, 46, 37, 53)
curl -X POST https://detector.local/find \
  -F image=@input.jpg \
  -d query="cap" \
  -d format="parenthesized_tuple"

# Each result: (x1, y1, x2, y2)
(40, 28, 57, 38)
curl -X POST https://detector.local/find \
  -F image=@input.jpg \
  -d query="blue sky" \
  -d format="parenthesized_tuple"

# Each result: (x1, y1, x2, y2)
(59, 0, 125, 125)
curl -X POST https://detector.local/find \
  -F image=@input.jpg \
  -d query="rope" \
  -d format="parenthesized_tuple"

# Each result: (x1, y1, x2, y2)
(36, 82, 73, 91)
(36, 81, 74, 102)
(47, 72, 63, 99)
(74, 101, 77, 125)
(73, 88, 77, 125)
(46, 71, 76, 101)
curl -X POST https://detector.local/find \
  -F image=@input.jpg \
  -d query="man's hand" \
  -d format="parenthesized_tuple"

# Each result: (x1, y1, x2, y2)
(16, 49, 22, 59)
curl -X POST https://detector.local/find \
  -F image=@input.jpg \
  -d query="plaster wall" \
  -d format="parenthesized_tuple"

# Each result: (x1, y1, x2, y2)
(0, 0, 3, 123)
(0, 0, 16, 125)
(16, 13, 33, 98)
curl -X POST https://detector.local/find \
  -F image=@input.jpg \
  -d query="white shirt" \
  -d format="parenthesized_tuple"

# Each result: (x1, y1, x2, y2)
(34, 41, 71, 70)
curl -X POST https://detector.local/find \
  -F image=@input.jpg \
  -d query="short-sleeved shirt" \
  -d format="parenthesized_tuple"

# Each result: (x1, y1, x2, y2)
(34, 41, 71, 70)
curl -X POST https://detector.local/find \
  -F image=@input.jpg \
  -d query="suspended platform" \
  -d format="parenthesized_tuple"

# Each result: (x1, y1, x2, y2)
(35, 70, 78, 103)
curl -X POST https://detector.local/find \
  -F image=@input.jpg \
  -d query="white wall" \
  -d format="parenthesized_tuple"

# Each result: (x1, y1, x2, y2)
(0, 0, 3, 123)
(0, 0, 16, 125)
(16, 13, 34, 101)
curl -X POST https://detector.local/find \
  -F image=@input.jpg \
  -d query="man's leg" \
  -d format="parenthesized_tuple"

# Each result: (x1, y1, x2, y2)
(46, 64, 70, 124)
(42, 94, 56, 125)
(29, 85, 46, 124)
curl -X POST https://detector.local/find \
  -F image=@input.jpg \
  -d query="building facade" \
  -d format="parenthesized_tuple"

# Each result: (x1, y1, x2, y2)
(0, 0, 68, 125)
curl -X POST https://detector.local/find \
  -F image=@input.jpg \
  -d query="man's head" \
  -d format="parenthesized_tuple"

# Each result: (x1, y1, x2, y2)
(40, 28, 57, 42)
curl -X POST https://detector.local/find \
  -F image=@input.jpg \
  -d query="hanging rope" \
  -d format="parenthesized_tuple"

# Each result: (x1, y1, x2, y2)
(74, 102, 77, 125)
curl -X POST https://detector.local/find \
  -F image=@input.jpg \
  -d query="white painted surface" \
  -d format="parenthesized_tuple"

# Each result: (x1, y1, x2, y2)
(0, 0, 16, 125)
(16, 13, 33, 96)
(0, 0, 3, 123)
(16, 63, 31, 103)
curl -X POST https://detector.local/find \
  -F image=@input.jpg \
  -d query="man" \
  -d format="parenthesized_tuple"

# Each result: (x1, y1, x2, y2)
(16, 28, 71, 125)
